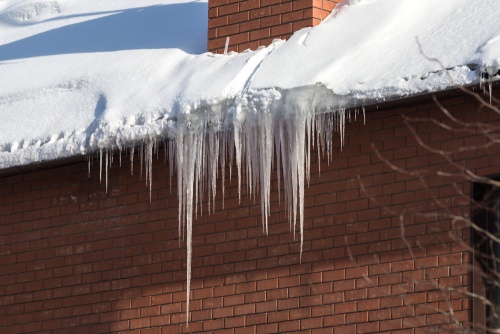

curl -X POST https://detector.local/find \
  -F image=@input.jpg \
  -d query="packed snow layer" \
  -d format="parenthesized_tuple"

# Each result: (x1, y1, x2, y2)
(1, 0, 500, 169)
(251, 0, 500, 97)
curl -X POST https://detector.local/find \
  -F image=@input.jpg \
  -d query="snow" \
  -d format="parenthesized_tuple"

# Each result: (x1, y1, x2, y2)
(1, 0, 499, 168)
(251, 0, 500, 97)
(2, 0, 500, 166)
(2, 0, 500, 320)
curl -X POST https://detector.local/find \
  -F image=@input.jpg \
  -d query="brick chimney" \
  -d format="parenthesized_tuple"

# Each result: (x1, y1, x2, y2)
(208, 0, 339, 53)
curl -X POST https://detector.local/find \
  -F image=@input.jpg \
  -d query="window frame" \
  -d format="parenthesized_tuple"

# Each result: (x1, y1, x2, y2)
(472, 178, 500, 332)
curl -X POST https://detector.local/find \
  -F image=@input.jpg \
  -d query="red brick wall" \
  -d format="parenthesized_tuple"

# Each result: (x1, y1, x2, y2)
(2, 91, 498, 333)
(208, 0, 339, 53)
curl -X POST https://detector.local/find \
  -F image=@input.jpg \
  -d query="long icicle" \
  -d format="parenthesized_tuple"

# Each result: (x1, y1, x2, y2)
(94, 96, 350, 325)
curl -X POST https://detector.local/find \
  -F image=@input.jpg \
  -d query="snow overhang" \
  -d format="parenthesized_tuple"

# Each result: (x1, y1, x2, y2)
(2, 0, 500, 170)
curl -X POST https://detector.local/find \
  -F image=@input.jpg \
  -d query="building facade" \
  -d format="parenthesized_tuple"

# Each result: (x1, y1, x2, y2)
(1, 0, 499, 333)
(1, 88, 496, 333)
(208, 0, 339, 53)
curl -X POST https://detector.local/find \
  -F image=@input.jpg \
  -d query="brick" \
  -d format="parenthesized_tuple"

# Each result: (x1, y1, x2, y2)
(209, 16, 229, 29)
(380, 319, 402, 331)
(237, 17, 259, 33)
(301, 317, 323, 329)
(270, 23, 292, 36)
(271, 2, 292, 15)
(333, 279, 354, 292)
(257, 323, 279, 333)
(261, 14, 281, 28)
(249, 28, 270, 41)
(311, 305, 333, 317)
(209, 0, 229, 7)
(346, 311, 367, 324)
(282, 10, 304, 23)
(229, 32, 250, 45)
(257, 278, 278, 290)
(219, 24, 240, 37)
(234, 303, 255, 315)
(279, 275, 300, 288)
(336, 301, 356, 314)
(213, 306, 233, 318)
(278, 298, 299, 310)
(250, 6, 271, 19)
(218, 3, 239, 16)
(267, 309, 288, 323)
(224, 294, 244, 307)
(279, 320, 300, 332)
(247, 313, 267, 325)
(322, 0, 338, 12)
(240, 0, 261, 11)
(357, 322, 379, 333)
(229, 11, 250, 24)
(203, 319, 224, 331)
(208, 7, 218, 18)
(293, 0, 312, 11)
(358, 299, 380, 311)
(369, 309, 391, 321)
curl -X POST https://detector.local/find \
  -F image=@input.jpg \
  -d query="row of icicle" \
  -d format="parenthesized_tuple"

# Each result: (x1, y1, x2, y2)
(87, 105, 365, 322)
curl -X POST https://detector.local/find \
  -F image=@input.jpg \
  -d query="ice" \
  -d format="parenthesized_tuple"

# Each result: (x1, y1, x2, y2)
(111, 88, 347, 319)
(99, 149, 102, 183)
(105, 149, 108, 193)
(96, 88, 348, 319)
(130, 146, 135, 175)
(146, 141, 153, 202)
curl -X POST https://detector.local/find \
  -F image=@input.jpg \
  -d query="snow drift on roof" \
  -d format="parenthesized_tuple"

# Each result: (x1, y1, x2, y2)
(0, 0, 499, 168)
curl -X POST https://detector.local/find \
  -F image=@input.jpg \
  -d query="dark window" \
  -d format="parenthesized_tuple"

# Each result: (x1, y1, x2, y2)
(473, 180, 500, 330)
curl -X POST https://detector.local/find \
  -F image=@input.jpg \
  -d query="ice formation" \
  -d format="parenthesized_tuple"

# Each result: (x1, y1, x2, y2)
(85, 86, 351, 320)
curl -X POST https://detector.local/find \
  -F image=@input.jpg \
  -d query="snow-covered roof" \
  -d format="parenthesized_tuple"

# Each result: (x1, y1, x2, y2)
(1, 0, 500, 169)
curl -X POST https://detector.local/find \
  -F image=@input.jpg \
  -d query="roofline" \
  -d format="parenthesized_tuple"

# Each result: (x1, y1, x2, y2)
(1, 82, 498, 179)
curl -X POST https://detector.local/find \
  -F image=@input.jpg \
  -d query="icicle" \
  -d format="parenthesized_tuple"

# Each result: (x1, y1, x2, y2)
(220, 131, 226, 209)
(489, 82, 493, 105)
(337, 109, 346, 150)
(139, 143, 144, 179)
(156, 139, 159, 160)
(362, 107, 366, 125)
(130, 146, 135, 175)
(80, 89, 361, 325)
(99, 149, 102, 183)
(275, 124, 282, 204)
(145, 145, 149, 189)
(186, 211, 192, 324)
(146, 140, 153, 202)
(164, 140, 167, 164)
(295, 112, 306, 261)
(119, 148, 122, 167)
(176, 114, 202, 323)
(258, 112, 273, 235)
(228, 130, 234, 183)
(234, 122, 243, 204)
(105, 149, 109, 193)
(168, 140, 175, 193)
(87, 155, 91, 178)
(305, 107, 313, 187)
(213, 127, 221, 214)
